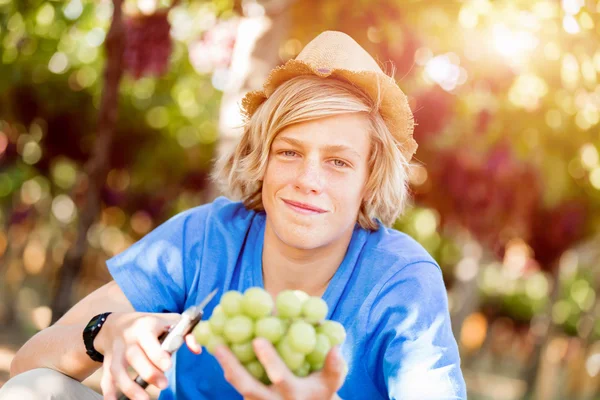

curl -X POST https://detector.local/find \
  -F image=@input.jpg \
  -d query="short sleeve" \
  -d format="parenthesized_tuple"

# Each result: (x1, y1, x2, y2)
(365, 261, 467, 400)
(105, 206, 204, 314)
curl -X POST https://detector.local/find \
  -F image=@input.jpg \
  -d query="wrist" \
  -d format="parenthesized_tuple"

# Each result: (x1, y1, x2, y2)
(94, 313, 115, 355)
(83, 312, 113, 360)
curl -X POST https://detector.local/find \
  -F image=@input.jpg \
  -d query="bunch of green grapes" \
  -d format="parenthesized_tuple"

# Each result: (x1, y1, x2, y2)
(193, 287, 347, 383)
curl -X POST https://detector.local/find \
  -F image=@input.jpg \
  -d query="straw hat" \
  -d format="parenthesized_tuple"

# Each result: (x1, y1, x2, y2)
(241, 30, 417, 162)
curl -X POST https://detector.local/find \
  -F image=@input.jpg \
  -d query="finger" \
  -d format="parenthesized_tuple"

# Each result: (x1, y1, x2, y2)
(125, 315, 176, 344)
(137, 329, 173, 371)
(138, 312, 181, 325)
(185, 333, 202, 354)
(101, 352, 117, 400)
(160, 312, 183, 323)
(319, 346, 345, 391)
(253, 338, 294, 387)
(124, 343, 169, 390)
(214, 345, 272, 399)
(111, 342, 151, 400)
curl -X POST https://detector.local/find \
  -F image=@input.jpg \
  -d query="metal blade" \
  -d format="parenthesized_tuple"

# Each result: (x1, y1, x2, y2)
(196, 288, 218, 311)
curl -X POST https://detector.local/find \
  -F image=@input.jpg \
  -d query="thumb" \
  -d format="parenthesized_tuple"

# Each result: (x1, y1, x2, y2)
(185, 333, 202, 354)
(321, 346, 347, 391)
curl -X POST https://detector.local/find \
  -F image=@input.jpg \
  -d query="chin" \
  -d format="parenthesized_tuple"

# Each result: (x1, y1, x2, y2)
(277, 225, 330, 250)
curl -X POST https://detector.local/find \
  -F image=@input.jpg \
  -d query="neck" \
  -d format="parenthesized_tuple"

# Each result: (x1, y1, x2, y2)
(261, 220, 355, 299)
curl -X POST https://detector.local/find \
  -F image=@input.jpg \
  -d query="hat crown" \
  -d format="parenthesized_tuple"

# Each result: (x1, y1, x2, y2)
(295, 31, 384, 74)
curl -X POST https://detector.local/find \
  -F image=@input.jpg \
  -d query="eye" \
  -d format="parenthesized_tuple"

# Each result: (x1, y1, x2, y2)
(281, 150, 297, 157)
(332, 159, 348, 168)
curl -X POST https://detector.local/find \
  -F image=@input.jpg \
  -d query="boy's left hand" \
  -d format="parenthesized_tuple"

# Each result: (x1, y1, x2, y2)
(214, 338, 345, 400)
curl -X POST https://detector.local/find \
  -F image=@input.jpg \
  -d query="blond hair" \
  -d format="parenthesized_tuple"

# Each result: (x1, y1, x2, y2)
(212, 75, 411, 230)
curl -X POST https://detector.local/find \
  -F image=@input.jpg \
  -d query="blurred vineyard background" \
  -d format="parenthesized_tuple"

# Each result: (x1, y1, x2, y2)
(1, 0, 600, 398)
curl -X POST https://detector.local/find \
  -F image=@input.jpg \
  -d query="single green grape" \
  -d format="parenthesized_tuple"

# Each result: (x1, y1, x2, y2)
(242, 288, 274, 319)
(193, 320, 212, 346)
(223, 315, 254, 344)
(276, 337, 306, 371)
(301, 297, 328, 323)
(245, 360, 266, 380)
(306, 333, 331, 367)
(275, 290, 302, 319)
(294, 361, 311, 377)
(205, 335, 226, 354)
(255, 316, 284, 343)
(231, 341, 257, 363)
(293, 290, 310, 305)
(288, 321, 316, 354)
(209, 305, 227, 335)
(221, 291, 244, 316)
(317, 320, 346, 346)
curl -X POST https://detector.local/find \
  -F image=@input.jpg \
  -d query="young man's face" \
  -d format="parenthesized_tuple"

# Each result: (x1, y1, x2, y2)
(261, 112, 371, 251)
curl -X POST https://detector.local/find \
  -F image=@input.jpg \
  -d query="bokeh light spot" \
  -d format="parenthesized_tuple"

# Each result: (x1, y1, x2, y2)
(589, 167, 600, 189)
(63, 0, 83, 20)
(52, 194, 77, 223)
(22, 142, 42, 164)
(36, 3, 55, 26)
(21, 179, 42, 205)
(146, 106, 169, 129)
(48, 52, 69, 74)
(580, 144, 599, 169)
(23, 240, 46, 275)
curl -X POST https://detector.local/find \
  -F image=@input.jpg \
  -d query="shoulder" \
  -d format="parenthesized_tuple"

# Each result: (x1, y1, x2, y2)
(370, 261, 448, 324)
(210, 196, 258, 225)
(356, 225, 448, 329)
(163, 196, 256, 237)
(206, 196, 255, 220)
(364, 223, 439, 267)
(346, 224, 448, 331)
(355, 224, 442, 298)
(196, 196, 260, 241)
(109, 197, 255, 265)
(176, 196, 252, 224)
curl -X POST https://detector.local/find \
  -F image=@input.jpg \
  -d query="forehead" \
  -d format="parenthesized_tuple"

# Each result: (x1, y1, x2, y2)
(273, 113, 371, 151)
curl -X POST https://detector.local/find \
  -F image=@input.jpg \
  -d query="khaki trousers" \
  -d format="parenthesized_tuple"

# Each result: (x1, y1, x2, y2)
(0, 368, 103, 400)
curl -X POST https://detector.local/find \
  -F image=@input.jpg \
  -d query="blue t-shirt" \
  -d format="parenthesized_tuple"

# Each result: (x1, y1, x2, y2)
(106, 197, 467, 399)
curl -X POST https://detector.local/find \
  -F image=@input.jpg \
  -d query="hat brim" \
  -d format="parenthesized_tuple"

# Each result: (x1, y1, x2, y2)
(240, 59, 418, 161)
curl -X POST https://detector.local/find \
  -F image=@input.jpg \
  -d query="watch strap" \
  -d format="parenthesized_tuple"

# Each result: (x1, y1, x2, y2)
(83, 312, 112, 363)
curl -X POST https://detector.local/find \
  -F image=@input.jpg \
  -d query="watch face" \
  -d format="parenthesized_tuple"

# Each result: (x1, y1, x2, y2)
(85, 314, 105, 330)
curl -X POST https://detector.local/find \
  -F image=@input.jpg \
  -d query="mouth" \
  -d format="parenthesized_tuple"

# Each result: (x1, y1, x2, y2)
(281, 199, 327, 215)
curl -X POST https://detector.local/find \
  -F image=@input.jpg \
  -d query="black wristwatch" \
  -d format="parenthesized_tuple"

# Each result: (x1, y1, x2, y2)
(83, 312, 112, 363)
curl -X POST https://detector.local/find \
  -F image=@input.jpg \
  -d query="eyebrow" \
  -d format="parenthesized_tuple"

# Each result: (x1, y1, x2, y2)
(273, 136, 362, 159)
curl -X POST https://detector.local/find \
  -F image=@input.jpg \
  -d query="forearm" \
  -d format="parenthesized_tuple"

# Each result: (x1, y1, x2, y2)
(10, 281, 136, 380)
(10, 323, 100, 381)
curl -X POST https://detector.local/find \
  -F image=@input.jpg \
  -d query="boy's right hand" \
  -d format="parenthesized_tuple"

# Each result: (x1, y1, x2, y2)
(95, 312, 202, 400)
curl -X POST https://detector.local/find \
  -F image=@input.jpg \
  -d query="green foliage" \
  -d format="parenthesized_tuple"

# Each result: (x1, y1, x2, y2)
(0, 0, 225, 220)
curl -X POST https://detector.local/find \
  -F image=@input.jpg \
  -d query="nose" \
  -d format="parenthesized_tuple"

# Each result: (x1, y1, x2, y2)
(295, 157, 325, 194)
